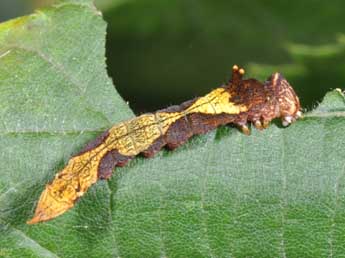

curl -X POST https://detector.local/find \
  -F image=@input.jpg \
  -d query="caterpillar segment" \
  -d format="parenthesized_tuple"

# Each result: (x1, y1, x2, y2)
(27, 65, 301, 224)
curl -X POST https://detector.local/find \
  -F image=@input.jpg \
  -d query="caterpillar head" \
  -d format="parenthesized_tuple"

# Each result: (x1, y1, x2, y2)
(227, 65, 302, 131)
(267, 73, 302, 126)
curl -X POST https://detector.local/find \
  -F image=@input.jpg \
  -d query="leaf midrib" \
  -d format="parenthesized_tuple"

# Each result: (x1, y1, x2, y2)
(0, 112, 343, 136)
(0, 219, 60, 258)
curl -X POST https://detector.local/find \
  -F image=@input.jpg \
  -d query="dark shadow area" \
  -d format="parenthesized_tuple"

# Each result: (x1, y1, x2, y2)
(104, 0, 345, 113)
(0, 0, 30, 22)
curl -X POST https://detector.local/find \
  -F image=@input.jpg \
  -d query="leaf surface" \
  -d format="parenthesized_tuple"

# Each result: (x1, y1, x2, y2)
(1, 1, 345, 258)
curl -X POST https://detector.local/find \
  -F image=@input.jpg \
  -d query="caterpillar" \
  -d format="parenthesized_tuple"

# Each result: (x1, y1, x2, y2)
(27, 65, 301, 224)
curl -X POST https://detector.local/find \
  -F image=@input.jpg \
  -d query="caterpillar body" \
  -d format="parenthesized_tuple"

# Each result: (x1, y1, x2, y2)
(27, 65, 301, 224)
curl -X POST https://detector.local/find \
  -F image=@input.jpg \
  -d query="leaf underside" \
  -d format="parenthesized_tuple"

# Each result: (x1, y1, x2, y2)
(1, 1, 345, 258)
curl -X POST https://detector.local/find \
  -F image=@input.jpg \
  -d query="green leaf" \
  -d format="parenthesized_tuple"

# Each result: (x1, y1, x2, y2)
(1, 2, 345, 258)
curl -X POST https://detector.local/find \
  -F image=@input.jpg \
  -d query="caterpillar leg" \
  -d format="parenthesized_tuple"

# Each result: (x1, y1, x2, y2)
(282, 111, 303, 127)
(251, 111, 276, 131)
(240, 124, 250, 135)
(262, 120, 270, 129)
(253, 120, 264, 130)
(236, 122, 251, 135)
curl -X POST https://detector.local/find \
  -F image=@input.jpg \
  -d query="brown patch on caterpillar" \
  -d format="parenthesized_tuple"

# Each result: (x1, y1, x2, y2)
(27, 64, 301, 224)
(98, 150, 133, 179)
(143, 112, 237, 153)
(75, 130, 109, 156)
(188, 112, 238, 135)
(141, 137, 166, 158)
(164, 112, 238, 149)
(164, 115, 193, 150)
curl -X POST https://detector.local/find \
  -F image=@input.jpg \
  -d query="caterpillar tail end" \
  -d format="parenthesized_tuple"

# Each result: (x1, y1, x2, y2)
(27, 185, 73, 224)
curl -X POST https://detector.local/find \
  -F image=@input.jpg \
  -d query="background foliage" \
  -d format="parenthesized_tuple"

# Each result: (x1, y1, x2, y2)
(2, 0, 345, 112)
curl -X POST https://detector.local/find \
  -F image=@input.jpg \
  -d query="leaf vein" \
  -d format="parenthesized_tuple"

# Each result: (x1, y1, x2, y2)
(0, 220, 60, 258)
(199, 133, 217, 258)
(106, 180, 121, 257)
(280, 129, 287, 258)
(328, 163, 345, 257)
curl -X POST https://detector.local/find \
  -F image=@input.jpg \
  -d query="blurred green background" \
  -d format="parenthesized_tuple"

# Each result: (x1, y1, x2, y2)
(1, 0, 345, 113)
